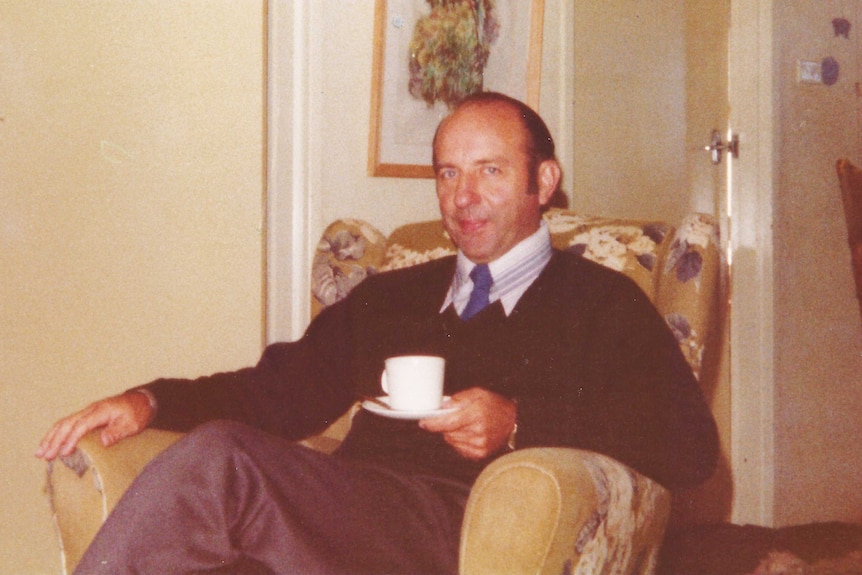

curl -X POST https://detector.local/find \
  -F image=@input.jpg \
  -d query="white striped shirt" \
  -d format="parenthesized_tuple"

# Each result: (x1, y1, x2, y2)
(441, 221, 553, 317)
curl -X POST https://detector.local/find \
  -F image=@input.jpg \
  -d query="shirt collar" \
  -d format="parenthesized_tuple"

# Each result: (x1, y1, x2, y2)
(441, 220, 553, 316)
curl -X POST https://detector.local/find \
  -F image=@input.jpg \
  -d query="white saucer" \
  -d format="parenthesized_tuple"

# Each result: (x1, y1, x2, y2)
(361, 396, 456, 420)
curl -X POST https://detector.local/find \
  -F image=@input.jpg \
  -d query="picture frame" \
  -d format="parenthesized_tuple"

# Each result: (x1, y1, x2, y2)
(368, 0, 545, 178)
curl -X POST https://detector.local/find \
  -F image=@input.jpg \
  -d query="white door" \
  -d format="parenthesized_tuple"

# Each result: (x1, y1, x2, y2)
(570, 0, 733, 525)
(570, 0, 730, 224)
(571, 0, 777, 527)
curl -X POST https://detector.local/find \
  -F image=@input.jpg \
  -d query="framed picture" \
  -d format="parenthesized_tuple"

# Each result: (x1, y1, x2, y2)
(368, 0, 545, 178)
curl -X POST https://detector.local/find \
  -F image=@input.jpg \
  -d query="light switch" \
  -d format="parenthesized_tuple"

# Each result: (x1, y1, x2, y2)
(797, 60, 823, 84)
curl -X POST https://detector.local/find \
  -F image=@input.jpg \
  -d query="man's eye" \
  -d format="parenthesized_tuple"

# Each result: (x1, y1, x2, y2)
(484, 166, 501, 175)
(438, 169, 456, 179)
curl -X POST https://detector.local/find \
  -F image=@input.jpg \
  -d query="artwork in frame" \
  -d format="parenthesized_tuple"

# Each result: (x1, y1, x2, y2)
(368, 0, 545, 178)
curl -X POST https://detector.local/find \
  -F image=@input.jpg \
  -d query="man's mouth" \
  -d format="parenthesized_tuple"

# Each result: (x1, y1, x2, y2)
(457, 217, 487, 234)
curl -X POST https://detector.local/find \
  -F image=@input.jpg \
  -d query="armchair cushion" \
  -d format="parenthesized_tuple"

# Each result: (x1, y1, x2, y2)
(460, 448, 670, 575)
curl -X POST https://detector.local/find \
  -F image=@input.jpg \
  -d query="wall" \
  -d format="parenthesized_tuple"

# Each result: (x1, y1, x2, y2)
(0, 2, 266, 573)
(773, 1, 862, 525)
(571, 0, 731, 228)
(572, 1, 687, 223)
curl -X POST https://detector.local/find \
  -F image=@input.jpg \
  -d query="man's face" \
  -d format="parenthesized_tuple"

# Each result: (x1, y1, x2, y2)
(433, 102, 557, 264)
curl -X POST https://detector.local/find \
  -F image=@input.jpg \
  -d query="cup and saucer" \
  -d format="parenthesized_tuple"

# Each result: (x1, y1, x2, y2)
(361, 355, 457, 420)
(361, 395, 457, 420)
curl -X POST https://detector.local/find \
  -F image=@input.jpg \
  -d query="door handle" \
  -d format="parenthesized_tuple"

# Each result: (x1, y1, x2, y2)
(704, 130, 739, 165)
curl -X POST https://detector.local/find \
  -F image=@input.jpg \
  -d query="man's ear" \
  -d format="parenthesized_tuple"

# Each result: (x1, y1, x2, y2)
(536, 160, 562, 206)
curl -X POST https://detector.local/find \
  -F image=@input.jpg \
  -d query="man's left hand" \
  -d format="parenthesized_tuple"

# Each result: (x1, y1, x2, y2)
(419, 388, 516, 460)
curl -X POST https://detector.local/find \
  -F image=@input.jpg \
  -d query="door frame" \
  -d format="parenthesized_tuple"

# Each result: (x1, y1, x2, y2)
(726, 0, 776, 526)
(265, 0, 314, 345)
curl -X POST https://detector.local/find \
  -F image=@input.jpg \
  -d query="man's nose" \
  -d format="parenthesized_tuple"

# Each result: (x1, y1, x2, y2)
(453, 175, 478, 208)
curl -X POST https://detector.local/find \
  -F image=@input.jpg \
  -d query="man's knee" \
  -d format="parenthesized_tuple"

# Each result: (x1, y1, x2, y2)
(182, 420, 263, 452)
(151, 421, 262, 476)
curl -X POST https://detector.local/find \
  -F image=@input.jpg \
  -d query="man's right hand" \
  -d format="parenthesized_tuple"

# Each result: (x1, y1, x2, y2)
(35, 390, 155, 461)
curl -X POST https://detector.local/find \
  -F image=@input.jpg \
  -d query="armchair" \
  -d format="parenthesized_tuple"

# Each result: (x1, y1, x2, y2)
(47, 207, 720, 574)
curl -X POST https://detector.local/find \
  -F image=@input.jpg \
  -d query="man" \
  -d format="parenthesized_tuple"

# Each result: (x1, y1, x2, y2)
(37, 92, 719, 575)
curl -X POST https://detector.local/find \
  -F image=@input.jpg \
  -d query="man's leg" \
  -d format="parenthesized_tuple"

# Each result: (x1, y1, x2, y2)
(74, 421, 469, 575)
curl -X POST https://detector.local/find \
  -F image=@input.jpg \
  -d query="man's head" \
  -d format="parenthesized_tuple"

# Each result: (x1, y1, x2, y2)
(432, 92, 561, 264)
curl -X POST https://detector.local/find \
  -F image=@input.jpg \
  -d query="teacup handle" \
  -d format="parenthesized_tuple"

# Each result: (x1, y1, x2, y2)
(380, 370, 389, 395)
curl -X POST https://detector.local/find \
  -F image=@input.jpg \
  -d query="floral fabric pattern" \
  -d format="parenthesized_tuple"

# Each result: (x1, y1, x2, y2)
(382, 244, 457, 272)
(664, 213, 717, 285)
(566, 453, 670, 575)
(381, 220, 457, 271)
(310, 219, 387, 319)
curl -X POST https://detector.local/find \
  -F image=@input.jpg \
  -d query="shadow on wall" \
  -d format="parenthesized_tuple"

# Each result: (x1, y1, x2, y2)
(836, 159, 862, 323)
(668, 282, 733, 528)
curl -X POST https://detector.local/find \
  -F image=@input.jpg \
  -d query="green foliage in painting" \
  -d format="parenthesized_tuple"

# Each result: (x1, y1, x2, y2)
(408, 0, 499, 108)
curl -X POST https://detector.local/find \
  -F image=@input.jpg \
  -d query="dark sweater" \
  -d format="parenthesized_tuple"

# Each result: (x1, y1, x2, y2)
(146, 251, 719, 490)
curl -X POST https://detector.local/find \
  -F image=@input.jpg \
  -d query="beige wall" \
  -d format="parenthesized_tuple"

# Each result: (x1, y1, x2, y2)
(773, 1, 862, 526)
(572, 1, 689, 222)
(1, 2, 265, 572)
(571, 0, 734, 527)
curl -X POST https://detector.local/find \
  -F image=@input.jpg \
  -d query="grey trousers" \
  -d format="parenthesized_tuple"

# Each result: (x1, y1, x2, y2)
(73, 421, 470, 575)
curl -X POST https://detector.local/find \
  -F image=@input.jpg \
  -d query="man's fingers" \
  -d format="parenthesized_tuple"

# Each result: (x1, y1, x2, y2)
(60, 412, 103, 455)
(422, 412, 494, 458)
(418, 410, 466, 433)
(35, 392, 152, 461)
(36, 406, 106, 460)
(36, 413, 82, 459)
(419, 387, 516, 461)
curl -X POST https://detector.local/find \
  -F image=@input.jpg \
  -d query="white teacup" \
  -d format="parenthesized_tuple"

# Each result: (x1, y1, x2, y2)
(380, 355, 445, 411)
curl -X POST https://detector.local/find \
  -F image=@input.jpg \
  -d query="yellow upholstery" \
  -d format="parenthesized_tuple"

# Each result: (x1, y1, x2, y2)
(48, 430, 184, 574)
(47, 208, 720, 574)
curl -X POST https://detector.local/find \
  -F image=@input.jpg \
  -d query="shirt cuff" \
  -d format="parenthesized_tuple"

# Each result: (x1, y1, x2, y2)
(131, 387, 158, 415)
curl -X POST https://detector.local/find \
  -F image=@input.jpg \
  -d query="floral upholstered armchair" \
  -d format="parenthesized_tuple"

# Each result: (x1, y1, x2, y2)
(47, 207, 720, 575)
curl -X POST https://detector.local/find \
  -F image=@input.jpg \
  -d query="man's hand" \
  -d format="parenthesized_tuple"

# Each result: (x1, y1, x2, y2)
(35, 390, 155, 461)
(419, 387, 516, 461)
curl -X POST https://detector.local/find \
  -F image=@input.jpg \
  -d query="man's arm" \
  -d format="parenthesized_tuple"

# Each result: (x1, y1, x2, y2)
(36, 296, 357, 460)
(511, 272, 719, 490)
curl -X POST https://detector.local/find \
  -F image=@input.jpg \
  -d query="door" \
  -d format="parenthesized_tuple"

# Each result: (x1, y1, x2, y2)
(571, 0, 730, 224)
(570, 0, 733, 526)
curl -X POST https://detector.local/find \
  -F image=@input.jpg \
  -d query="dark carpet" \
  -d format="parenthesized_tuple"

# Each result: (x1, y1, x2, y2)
(658, 522, 862, 575)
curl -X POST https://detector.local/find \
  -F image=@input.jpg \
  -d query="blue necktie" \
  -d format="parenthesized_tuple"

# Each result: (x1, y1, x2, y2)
(461, 264, 493, 320)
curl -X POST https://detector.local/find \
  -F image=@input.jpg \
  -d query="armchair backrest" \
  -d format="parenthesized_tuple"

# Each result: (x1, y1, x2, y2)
(311, 207, 720, 378)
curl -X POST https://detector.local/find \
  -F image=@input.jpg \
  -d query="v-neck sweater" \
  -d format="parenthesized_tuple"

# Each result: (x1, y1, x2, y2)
(146, 251, 718, 490)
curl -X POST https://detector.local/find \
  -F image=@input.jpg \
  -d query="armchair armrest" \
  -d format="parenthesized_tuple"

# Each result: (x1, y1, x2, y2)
(459, 448, 671, 575)
(47, 429, 185, 573)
